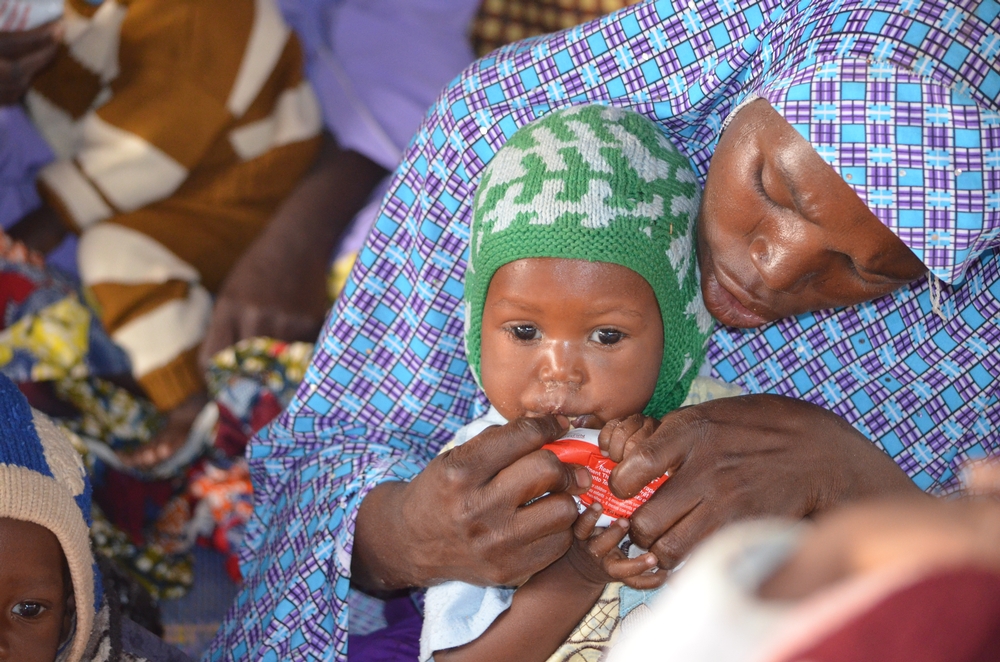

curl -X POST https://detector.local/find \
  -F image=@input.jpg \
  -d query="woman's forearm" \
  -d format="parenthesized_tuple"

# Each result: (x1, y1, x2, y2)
(434, 558, 605, 662)
(352, 481, 418, 592)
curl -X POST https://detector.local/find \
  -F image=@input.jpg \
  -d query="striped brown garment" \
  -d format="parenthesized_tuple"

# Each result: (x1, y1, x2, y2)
(27, 0, 322, 410)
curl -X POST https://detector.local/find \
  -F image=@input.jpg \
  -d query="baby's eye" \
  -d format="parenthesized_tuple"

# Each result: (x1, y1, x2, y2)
(12, 602, 47, 619)
(509, 325, 541, 341)
(591, 328, 624, 345)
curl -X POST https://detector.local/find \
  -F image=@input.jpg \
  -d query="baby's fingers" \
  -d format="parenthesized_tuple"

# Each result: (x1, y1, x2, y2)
(599, 414, 660, 462)
(574, 502, 603, 541)
(604, 552, 662, 586)
(620, 566, 667, 590)
(584, 517, 630, 558)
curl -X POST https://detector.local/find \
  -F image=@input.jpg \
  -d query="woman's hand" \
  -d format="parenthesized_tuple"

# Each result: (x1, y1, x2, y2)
(199, 139, 386, 368)
(760, 496, 1000, 600)
(352, 416, 593, 592)
(607, 394, 926, 571)
(0, 22, 61, 105)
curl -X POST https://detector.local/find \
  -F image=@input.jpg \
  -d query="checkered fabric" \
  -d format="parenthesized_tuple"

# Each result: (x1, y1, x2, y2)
(207, 0, 999, 659)
(756, 64, 999, 284)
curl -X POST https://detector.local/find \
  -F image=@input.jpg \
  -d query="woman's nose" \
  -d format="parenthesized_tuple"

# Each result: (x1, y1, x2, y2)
(748, 222, 825, 293)
(537, 341, 584, 386)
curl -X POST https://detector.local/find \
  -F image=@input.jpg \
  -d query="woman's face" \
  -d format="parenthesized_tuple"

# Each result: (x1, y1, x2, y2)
(697, 100, 927, 328)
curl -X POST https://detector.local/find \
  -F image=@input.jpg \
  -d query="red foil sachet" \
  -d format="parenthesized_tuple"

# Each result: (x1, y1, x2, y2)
(542, 428, 667, 520)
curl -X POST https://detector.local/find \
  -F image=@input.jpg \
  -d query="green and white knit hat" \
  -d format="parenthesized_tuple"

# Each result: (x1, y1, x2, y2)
(465, 104, 712, 418)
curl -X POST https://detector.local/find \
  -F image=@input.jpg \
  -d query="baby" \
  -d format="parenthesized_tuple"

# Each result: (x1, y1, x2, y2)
(420, 105, 721, 662)
(0, 373, 190, 662)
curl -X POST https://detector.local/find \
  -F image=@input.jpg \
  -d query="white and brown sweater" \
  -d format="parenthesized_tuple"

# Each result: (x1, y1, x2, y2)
(26, 0, 322, 409)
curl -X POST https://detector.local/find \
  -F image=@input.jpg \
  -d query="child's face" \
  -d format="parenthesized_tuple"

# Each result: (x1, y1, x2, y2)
(0, 517, 71, 662)
(480, 258, 663, 427)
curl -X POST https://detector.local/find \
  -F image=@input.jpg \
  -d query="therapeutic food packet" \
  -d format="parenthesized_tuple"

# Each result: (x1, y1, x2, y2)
(543, 427, 668, 529)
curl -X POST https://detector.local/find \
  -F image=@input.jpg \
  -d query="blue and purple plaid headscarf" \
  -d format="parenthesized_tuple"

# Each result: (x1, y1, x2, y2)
(755, 60, 998, 284)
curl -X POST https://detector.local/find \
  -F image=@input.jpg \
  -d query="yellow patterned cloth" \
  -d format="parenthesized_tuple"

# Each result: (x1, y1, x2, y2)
(471, 0, 642, 56)
(547, 582, 622, 662)
(0, 297, 92, 381)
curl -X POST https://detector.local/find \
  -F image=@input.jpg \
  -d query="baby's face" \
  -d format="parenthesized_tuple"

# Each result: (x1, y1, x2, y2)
(480, 258, 663, 427)
(0, 517, 71, 662)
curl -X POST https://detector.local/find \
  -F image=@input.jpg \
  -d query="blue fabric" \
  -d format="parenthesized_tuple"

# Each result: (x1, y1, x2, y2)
(0, 373, 50, 476)
(0, 106, 51, 231)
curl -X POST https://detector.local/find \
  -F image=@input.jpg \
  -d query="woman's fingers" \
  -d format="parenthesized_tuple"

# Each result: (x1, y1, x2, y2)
(607, 412, 692, 499)
(0, 23, 62, 59)
(455, 416, 567, 478)
(612, 395, 925, 571)
(472, 417, 592, 507)
(499, 527, 577, 587)
(385, 416, 588, 588)
(513, 491, 583, 549)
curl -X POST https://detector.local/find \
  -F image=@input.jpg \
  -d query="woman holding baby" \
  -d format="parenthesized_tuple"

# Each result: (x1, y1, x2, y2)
(208, 0, 999, 659)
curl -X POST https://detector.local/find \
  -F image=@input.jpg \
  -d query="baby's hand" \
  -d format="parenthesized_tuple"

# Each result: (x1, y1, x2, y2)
(564, 503, 665, 590)
(598, 414, 661, 463)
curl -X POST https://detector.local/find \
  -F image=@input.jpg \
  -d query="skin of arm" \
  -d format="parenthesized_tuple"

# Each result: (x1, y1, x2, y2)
(7, 201, 66, 253)
(759, 495, 1000, 601)
(198, 133, 388, 367)
(435, 505, 661, 662)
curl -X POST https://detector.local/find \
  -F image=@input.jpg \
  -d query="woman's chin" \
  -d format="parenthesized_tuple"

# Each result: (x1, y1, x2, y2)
(702, 271, 771, 329)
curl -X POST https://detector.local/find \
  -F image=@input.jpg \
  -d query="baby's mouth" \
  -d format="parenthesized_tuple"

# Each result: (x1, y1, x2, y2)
(569, 414, 602, 429)
(525, 409, 601, 429)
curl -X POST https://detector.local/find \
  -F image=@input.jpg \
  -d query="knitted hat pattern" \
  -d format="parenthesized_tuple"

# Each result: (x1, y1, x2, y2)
(466, 104, 712, 417)
(0, 374, 100, 662)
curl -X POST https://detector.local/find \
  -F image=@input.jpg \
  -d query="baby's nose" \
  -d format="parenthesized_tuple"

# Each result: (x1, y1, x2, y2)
(537, 341, 585, 385)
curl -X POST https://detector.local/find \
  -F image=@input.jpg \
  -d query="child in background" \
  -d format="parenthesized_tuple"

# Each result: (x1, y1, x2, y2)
(0, 373, 190, 662)
(421, 105, 730, 662)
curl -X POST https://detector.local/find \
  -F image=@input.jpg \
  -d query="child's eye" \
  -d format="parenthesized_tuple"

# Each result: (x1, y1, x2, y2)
(12, 602, 47, 619)
(591, 328, 624, 345)
(509, 324, 541, 341)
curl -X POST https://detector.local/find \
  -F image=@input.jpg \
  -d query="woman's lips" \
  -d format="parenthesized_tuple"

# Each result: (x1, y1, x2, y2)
(702, 269, 769, 328)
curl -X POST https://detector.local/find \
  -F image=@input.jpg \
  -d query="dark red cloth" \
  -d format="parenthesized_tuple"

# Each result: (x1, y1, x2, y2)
(782, 567, 1000, 662)
(94, 469, 176, 544)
